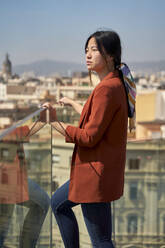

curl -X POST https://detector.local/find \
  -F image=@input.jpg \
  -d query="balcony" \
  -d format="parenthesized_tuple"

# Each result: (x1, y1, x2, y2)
(0, 108, 165, 248)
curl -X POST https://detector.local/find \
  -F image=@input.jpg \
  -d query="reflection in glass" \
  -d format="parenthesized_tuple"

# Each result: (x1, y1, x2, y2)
(0, 118, 51, 247)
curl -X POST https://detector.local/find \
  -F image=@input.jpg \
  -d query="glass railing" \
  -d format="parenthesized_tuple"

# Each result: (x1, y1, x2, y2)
(51, 106, 165, 248)
(0, 108, 52, 248)
(113, 139, 165, 248)
(1, 107, 165, 248)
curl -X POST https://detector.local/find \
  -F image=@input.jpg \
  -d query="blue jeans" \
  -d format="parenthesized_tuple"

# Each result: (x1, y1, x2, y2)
(51, 180, 115, 248)
(0, 179, 50, 248)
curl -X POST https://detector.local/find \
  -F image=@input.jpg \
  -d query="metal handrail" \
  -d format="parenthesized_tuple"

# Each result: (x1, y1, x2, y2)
(0, 107, 45, 140)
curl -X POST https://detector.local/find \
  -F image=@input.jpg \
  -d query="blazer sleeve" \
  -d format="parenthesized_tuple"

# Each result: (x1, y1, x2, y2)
(65, 85, 121, 147)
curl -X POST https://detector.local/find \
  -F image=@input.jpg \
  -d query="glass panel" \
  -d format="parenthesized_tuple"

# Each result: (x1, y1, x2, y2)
(51, 106, 75, 247)
(0, 109, 52, 248)
(114, 139, 165, 248)
(51, 109, 165, 248)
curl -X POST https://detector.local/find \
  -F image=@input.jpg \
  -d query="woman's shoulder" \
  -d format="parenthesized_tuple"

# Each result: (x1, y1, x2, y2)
(96, 75, 123, 94)
(97, 70, 121, 86)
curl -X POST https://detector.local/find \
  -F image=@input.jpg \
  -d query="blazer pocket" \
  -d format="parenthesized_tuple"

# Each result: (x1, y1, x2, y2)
(88, 161, 104, 177)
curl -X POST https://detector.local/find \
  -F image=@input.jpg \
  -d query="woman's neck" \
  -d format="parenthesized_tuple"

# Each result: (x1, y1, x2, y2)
(97, 67, 115, 81)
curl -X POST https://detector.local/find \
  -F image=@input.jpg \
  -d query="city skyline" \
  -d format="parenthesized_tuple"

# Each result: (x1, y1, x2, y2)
(0, 0, 165, 66)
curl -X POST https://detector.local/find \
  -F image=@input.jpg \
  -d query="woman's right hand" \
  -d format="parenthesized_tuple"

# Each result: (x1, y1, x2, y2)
(58, 97, 73, 106)
(59, 97, 83, 114)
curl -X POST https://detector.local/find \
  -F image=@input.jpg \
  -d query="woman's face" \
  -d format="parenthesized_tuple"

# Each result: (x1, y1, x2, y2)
(85, 37, 107, 74)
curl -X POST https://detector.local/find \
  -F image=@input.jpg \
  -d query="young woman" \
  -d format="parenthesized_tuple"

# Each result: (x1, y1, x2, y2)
(43, 30, 130, 248)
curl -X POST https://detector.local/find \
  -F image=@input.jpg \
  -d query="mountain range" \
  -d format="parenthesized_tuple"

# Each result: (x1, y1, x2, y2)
(13, 60, 86, 77)
(13, 59, 165, 76)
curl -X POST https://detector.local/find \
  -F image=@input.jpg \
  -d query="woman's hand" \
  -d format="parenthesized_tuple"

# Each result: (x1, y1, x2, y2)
(58, 97, 73, 106)
(58, 97, 83, 114)
(42, 102, 54, 109)
(40, 103, 57, 122)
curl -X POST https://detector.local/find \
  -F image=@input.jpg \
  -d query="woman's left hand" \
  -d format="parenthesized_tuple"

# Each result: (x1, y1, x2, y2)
(42, 102, 53, 110)
(41, 102, 57, 122)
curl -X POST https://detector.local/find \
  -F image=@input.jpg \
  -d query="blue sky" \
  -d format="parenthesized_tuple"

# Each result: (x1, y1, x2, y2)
(0, 0, 165, 66)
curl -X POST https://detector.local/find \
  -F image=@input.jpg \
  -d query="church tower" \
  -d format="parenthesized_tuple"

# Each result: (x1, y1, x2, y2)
(2, 53, 12, 80)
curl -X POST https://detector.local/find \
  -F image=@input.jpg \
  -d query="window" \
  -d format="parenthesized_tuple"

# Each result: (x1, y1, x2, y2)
(35, 153, 41, 161)
(129, 182, 138, 200)
(127, 215, 138, 234)
(163, 216, 165, 234)
(52, 154, 60, 163)
(129, 158, 140, 170)
(1, 148, 9, 159)
(1, 171, 8, 184)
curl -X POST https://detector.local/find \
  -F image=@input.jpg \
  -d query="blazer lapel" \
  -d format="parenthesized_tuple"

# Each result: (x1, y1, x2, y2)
(79, 90, 95, 127)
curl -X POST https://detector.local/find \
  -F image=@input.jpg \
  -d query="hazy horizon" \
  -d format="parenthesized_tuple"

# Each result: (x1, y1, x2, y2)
(8, 58, 165, 67)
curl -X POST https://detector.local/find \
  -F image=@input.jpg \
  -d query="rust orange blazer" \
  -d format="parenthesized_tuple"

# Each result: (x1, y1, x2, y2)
(65, 70, 128, 203)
